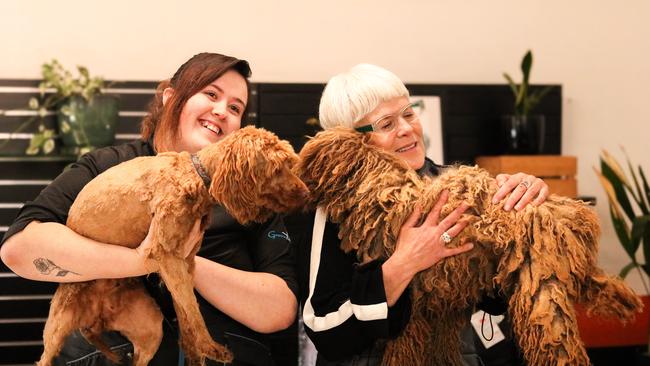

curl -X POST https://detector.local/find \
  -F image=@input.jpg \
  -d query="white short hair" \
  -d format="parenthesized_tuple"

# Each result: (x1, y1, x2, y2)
(318, 64, 409, 130)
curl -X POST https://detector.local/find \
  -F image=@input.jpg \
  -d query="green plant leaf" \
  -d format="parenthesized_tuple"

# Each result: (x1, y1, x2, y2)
(28, 97, 39, 110)
(25, 145, 39, 155)
(620, 261, 638, 279)
(643, 263, 650, 281)
(42, 129, 54, 138)
(78, 146, 93, 156)
(631, 215, 650, 257)
(38, 59, 104, 105)
(527, 86, 555, 113)
(609, 203, 633, 259)
(77, 66, 89, 80)
(640, 166, 650, 210)
(503, 50, 549, 117)
(60, 105, 71, 116)
(60, 120, 70, 133)
(521, 50, 532, 86)
(43, 139, 55, 154)
(38, 82, 47, 97)
(516, 82, 527, 115)
(642, 223, 650, 279)
(622, 148, 647, 213)
(503, 73, 519, 97)
(602, 150, 632, 188)
(26, 134, 45, 155)
(601, 157, 636, 220)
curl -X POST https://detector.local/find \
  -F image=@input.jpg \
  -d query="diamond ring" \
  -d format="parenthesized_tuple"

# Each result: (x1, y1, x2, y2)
(441, 231, 452, 244)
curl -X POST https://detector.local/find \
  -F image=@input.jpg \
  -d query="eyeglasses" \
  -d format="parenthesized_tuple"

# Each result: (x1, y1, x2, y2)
(354, 100, 424, 134)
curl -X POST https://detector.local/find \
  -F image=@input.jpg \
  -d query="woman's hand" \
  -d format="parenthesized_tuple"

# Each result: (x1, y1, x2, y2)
(382, 190, 474, 305)
(135, 219, 202, 273)
(393, 190, 474, 275)
(492, 173, 549, 211)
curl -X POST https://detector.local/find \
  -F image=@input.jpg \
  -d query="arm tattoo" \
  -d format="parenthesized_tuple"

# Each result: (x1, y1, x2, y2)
(33, 258, 80, 277)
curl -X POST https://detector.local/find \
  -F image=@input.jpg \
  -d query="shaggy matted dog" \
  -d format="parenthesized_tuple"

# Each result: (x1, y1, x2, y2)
(296, 127, 642, 366)
(38, 126, 308, 366)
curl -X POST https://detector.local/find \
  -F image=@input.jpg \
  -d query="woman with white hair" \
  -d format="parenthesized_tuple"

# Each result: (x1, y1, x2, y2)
(297, 64, 549, 365)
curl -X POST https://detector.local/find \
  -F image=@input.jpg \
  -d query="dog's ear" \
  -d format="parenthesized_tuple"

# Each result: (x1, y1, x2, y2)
(242, 137, 308, 216)
(207, 126, 307, 224)
(205, 127, 264, 225)
(297, 128, 359, 177)
(297, 127, 427, 262)
(297, 128, 375, 201)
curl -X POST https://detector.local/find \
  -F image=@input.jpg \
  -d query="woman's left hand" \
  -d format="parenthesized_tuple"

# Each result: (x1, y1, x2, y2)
(492, 173, 549, 211)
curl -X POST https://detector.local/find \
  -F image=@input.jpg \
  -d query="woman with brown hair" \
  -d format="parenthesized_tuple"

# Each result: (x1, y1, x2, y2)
(0, 53, 297, 366)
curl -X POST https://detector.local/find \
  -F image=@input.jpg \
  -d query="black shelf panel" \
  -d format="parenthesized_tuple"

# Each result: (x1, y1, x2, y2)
(0, 298, 51, 319)
(0, 322, 45, 342)
(0, 344, 43, 364)
(0, 277, 57, 296)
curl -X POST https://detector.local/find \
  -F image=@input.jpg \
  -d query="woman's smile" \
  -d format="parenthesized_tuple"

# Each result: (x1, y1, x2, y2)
(396, 141, 417, 153)
(200, 119, 222, 136)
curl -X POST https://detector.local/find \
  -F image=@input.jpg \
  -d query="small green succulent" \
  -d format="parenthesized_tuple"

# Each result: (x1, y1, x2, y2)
(15, 59, 107, 155)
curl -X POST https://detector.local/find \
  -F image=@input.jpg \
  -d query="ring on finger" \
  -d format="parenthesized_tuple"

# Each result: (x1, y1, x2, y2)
(441, 231, 453, 244)
(519, 180, 531, 189)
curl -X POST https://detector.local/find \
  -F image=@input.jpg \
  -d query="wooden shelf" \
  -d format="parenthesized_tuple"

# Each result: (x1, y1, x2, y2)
(476, 155, 578, 198)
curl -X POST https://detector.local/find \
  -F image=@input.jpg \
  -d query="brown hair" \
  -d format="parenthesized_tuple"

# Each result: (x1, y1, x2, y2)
(140, 53, 251, 152)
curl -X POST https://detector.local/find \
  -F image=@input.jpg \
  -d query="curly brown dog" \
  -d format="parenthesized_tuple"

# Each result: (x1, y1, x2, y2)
(296, 127, 642, 366)
(38, 126, 308, 366)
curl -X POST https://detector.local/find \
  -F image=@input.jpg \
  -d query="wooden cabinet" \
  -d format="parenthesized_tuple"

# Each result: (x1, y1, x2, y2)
(475, 155, 577, 198)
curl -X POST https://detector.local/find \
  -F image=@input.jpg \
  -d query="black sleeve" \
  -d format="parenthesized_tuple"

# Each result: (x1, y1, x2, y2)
(300, 219, 411, 361)
(1, 143, 146, 246)
(248, 214, 299, 298)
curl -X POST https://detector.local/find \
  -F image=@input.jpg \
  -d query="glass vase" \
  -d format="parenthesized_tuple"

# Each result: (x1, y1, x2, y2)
(500, 114, 546, 155)
(57, 95, 118, 156)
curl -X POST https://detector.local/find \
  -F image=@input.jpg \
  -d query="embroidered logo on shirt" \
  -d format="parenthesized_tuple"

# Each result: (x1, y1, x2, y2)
(267, 230, 291, 242)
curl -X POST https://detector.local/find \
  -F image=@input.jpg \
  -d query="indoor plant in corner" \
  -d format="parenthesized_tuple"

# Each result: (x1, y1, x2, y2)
(578, 150, 650, 349)
(502, 50, 554, 155)
(23, 59, 118, 156)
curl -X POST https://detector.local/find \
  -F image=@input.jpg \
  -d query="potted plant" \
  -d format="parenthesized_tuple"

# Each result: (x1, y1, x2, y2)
(18, 59, 118, 156)
(502, 50, 554, 155)
(577, 150, 650, 348)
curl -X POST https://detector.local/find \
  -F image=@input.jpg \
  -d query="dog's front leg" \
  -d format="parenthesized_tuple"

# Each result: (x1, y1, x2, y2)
(157, 255, 232, 365)
(150, 213, 232, 365)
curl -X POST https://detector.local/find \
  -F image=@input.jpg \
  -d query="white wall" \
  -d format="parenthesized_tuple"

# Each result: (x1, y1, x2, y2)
(2, 0, 649, 291)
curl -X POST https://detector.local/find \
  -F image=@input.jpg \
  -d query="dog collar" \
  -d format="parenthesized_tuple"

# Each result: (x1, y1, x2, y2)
(191, 154, 211, 190)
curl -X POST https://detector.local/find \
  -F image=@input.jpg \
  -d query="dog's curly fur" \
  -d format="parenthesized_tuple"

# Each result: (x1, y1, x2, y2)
(296, 127, 642, 366)
(38, 126, 308, 366)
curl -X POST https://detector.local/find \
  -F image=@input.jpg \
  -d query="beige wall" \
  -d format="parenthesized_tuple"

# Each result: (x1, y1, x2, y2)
(2, 0, 650, 291)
